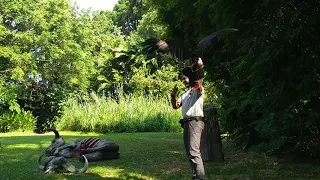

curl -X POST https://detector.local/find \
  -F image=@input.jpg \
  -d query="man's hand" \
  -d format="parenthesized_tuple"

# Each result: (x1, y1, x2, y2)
(171, 85, 181, 109)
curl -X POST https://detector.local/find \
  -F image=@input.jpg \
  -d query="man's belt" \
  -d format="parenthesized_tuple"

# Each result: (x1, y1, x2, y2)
(185, 116, 204, 122)
(179, 116, 204, 128)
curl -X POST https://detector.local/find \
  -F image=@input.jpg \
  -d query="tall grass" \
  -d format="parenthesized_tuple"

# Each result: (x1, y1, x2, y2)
(56, 94, 182, 133)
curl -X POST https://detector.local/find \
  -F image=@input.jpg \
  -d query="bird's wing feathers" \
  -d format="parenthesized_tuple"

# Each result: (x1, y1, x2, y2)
(141, 28, 238, 61)
(141, 38, 166, 54)
(197, 28, 238, 51)
(141, 38, 185, 60)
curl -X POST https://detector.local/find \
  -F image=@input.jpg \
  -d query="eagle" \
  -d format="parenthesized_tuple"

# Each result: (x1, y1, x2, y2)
(141, 28, 238, 82)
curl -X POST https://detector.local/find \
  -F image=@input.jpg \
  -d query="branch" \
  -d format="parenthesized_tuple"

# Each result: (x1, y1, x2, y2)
(0, 69, 11, 73)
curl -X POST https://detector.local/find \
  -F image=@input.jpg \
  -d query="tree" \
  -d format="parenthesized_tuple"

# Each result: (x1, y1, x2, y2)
(113, 0, 146, 36)
(146, 0, 320, 156)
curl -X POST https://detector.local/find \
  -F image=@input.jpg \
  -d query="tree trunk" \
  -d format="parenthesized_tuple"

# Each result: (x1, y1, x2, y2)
(201, 106, 224, 162)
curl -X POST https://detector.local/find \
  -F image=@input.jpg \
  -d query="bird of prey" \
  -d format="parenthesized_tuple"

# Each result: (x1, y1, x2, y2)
(141, 28, 238, 82)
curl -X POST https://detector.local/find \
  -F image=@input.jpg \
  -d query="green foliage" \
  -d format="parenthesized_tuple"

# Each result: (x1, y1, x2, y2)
(96, 2, 181, 97)
(146, 0, 320, 157)
(113, 0, 146, 35)
(0, 0, 126, 132)
(214, 0, 320, 156)
(0, 81, 20, 113)
(0, 110, 36, 133)
(129, 55, 183, 96)
(56, 94, 182, 133)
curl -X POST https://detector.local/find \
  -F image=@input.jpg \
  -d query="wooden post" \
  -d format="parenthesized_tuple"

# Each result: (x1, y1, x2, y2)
(200, 106, 224, 162)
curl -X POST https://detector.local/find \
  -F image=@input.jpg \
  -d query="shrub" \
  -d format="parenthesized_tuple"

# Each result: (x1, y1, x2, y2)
(0, 110, 37, 133)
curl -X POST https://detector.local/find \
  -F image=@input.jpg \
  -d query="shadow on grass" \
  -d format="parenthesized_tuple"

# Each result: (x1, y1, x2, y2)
(205, 147, 320, 180)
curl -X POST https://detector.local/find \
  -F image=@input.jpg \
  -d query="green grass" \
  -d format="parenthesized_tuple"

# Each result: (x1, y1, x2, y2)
(1, 131, 320, 180)
(56, 95, 182, 133)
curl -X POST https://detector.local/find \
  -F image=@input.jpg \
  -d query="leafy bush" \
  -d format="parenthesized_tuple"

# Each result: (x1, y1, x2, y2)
(0, 110, 37, 133)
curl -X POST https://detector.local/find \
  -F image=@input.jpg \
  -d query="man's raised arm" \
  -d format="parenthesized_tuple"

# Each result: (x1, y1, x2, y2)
(171, 85, 181, 109)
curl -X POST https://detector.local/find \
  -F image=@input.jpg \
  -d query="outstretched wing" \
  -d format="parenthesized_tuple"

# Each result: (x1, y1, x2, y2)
(141, 28, 238, 63)
(141, 39, 169, 54)
(141, 38, 185, 61)
(197, 28, 239, 52)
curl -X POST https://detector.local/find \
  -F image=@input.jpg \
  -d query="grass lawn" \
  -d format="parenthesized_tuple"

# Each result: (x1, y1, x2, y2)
(0, 131, 320, 180)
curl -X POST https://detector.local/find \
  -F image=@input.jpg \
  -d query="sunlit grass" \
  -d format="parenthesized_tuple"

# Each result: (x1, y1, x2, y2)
(6, 144, 40, 149)
(56, 95, 182, 133)
(1, 131, 320, 180)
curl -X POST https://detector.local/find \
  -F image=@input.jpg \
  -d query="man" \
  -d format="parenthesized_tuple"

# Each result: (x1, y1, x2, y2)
(171, 75, 205, 180)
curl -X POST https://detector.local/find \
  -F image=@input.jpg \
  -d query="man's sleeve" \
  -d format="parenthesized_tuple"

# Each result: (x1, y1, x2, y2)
(177, 92, 186, 105)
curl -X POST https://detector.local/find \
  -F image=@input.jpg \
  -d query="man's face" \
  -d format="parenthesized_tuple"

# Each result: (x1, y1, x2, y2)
(182, 76, 189, 87)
